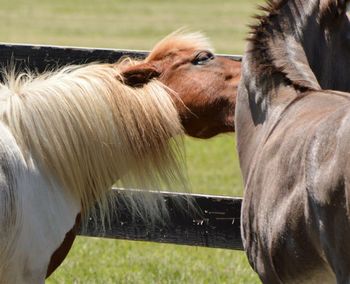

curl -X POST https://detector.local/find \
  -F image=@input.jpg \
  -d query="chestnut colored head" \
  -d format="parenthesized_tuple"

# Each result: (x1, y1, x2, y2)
(121, 32, 240, 138)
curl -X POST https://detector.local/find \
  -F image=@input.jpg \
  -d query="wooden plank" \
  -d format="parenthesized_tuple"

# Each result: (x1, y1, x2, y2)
(0, 42, 242, 73)
(0, 42, 244, 250)
(80, 188, 243, 250)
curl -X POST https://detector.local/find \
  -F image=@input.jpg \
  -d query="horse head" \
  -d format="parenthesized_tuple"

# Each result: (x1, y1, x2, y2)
(120, 32, 240, 138)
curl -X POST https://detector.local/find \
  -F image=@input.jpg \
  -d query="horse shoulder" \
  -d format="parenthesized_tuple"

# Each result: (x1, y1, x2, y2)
(302, 105, 350, 279)
(242, 97, 349, 283)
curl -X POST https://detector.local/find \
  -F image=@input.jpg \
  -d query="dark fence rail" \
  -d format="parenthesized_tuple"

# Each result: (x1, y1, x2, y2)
(0, 42, 242, 73)
(82, 188, 243, 250)
(0, 42, 243, 250)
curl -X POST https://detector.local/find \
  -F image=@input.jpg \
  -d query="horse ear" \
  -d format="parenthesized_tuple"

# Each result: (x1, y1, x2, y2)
(120, 63, 161, 87)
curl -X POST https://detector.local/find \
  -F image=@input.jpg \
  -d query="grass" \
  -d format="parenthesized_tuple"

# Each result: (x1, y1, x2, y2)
(0, 0, 262, 282)
(0, 0, 259, 53)
(48, 238, 258, 284)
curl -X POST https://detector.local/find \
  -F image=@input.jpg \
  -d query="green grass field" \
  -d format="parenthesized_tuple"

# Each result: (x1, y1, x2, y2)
(0, 0, 262, 282)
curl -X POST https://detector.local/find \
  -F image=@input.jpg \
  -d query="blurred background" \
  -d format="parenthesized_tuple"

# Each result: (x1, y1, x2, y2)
(0, 0, 262, 282)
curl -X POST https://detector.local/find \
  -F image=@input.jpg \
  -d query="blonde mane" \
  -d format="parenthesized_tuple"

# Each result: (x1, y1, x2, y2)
(0, 63, 186, 222)
(146, 30, 214, 62)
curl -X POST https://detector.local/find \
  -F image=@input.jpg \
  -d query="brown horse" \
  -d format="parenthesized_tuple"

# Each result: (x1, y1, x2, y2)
(237, 0, 350, 283)
(121, 31, 240, 138)
(45, 32, 240, 279)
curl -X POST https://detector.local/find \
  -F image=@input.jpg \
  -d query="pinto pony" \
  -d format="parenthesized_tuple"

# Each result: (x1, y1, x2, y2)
(237, 0, 350, 283)
(0, 32, 240, 283)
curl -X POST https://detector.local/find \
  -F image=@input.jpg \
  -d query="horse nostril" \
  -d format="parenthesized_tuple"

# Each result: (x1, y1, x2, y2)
(225, 74, 233, 80)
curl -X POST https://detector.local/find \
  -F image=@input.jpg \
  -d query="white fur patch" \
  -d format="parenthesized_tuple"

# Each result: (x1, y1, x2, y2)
(0, 123, 80, 283)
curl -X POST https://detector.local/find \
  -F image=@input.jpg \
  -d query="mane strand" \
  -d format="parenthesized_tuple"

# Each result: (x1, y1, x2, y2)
(246, 0, 321, 92)
(0, 63, 187, 224)
(146, 30, 214, 62)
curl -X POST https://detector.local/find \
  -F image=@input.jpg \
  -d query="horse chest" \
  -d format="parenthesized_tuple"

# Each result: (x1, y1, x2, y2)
(17, 172, 80, 282)
(0, 133, 81, 284)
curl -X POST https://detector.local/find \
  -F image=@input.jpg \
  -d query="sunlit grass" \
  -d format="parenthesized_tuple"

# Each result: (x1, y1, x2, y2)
(0, 0, 260, 54)
(185, 135, 243, 197)
(48, 238, 259, 284)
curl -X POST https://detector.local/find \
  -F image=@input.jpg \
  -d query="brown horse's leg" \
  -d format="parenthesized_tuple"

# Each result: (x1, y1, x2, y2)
(46, 213, 81, 278)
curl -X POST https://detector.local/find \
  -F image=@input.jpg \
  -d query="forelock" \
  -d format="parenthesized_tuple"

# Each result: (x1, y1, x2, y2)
(146, 31, 214, 62)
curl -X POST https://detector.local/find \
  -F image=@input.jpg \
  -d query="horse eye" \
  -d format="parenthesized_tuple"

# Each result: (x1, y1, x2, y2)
(192, 51, 214, 65)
